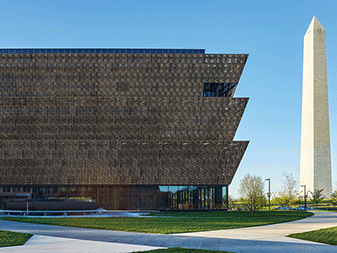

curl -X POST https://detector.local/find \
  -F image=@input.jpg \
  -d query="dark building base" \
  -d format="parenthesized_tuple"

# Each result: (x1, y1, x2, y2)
(1, 185, 228, 210)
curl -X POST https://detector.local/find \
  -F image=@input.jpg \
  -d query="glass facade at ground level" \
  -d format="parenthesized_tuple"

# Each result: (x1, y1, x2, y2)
(0, 185, 228, 210)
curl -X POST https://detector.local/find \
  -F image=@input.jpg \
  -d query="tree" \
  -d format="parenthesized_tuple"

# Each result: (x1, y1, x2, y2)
(331, 191, 337, 206)
(239, 174, 264, 213)
(271, 196, 287, 206)
(271, 196, 283, 205)
(257, 194, 267, 209)
(310, 189, 324, 207)
(228, 195, 235, 210)
(280, 173, 297, 211)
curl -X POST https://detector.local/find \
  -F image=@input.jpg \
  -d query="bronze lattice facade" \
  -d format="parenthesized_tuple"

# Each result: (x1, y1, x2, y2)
(0, 49, 248, 210)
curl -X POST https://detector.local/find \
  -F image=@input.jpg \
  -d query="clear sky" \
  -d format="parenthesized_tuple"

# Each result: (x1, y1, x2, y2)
(1, 0, 337, 198)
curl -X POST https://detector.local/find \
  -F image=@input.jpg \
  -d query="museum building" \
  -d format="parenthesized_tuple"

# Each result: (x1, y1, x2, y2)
(0, 48, 248, 210)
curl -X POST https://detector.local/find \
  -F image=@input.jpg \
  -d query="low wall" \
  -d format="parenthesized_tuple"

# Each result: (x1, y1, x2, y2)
(5, 199, 97, 211)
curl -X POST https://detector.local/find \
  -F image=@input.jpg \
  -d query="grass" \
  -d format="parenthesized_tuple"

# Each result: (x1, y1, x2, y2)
(0, 211, 312, 234)
(288, 226, 337, 245)
(134, 247, 233, 253)
(310, 209, 337, 212)
(0, 230, 33, 247)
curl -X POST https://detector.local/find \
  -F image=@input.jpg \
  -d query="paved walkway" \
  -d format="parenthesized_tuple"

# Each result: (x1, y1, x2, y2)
(3, 236, 163, 253)
(0, 212, 336, 252)
(175, 211, 337, 240)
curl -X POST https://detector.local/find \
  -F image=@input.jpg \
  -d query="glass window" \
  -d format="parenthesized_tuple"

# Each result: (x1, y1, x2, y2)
(203, 83, 237, 97)
(159, 186, 169, 192)
(222, 186, 228, 209)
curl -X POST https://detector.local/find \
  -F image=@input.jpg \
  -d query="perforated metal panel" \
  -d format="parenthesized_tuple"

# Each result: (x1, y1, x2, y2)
(0, 50, 248, 187)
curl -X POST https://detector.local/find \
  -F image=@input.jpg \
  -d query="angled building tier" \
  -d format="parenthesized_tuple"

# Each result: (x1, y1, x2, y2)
(0, 48, 249, 210)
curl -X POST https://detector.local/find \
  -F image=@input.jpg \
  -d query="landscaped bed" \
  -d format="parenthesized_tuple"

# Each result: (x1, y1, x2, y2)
(0, 230, 33, 247)
(288, 226, 337, 245)
(0, 211, 312, 234)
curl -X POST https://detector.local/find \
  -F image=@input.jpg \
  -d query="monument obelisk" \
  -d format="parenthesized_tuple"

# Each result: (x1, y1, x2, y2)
(300, 16, 332, 198)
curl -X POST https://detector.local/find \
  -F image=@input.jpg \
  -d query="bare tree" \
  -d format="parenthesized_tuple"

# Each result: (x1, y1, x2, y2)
(239, 174, 264, 213)
(281, 173, 297, 211)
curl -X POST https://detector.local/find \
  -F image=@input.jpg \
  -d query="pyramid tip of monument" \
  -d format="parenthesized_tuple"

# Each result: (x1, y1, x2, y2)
(307, 16, 325, 31)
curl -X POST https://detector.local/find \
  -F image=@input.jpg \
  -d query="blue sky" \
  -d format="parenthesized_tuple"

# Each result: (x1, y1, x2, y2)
(1, 0, 337, 198)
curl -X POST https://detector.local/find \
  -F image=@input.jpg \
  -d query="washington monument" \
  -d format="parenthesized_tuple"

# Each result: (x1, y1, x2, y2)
(300, 16, 332, 198)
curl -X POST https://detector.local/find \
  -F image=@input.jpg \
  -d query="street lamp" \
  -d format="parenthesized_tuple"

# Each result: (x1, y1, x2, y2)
(265, 178, 271, 210)
(301, 185, 307, 210)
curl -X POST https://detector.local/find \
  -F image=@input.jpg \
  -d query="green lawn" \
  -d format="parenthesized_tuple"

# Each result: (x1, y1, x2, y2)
(288, 226, 337, 245)
(0, 230, 33, 247)
(0, 211, 312, 234)
(134, 247, 232, 253)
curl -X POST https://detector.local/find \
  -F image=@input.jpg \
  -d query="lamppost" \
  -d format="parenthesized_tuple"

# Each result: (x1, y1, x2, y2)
(265, 178, 271, 210)
(301, 185, 307, 210)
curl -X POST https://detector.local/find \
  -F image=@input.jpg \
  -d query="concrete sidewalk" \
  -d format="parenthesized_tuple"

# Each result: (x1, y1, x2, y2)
(0, 211, 337, 252)
(0, 235, 164, 253)
(173, 211, 337, 240)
